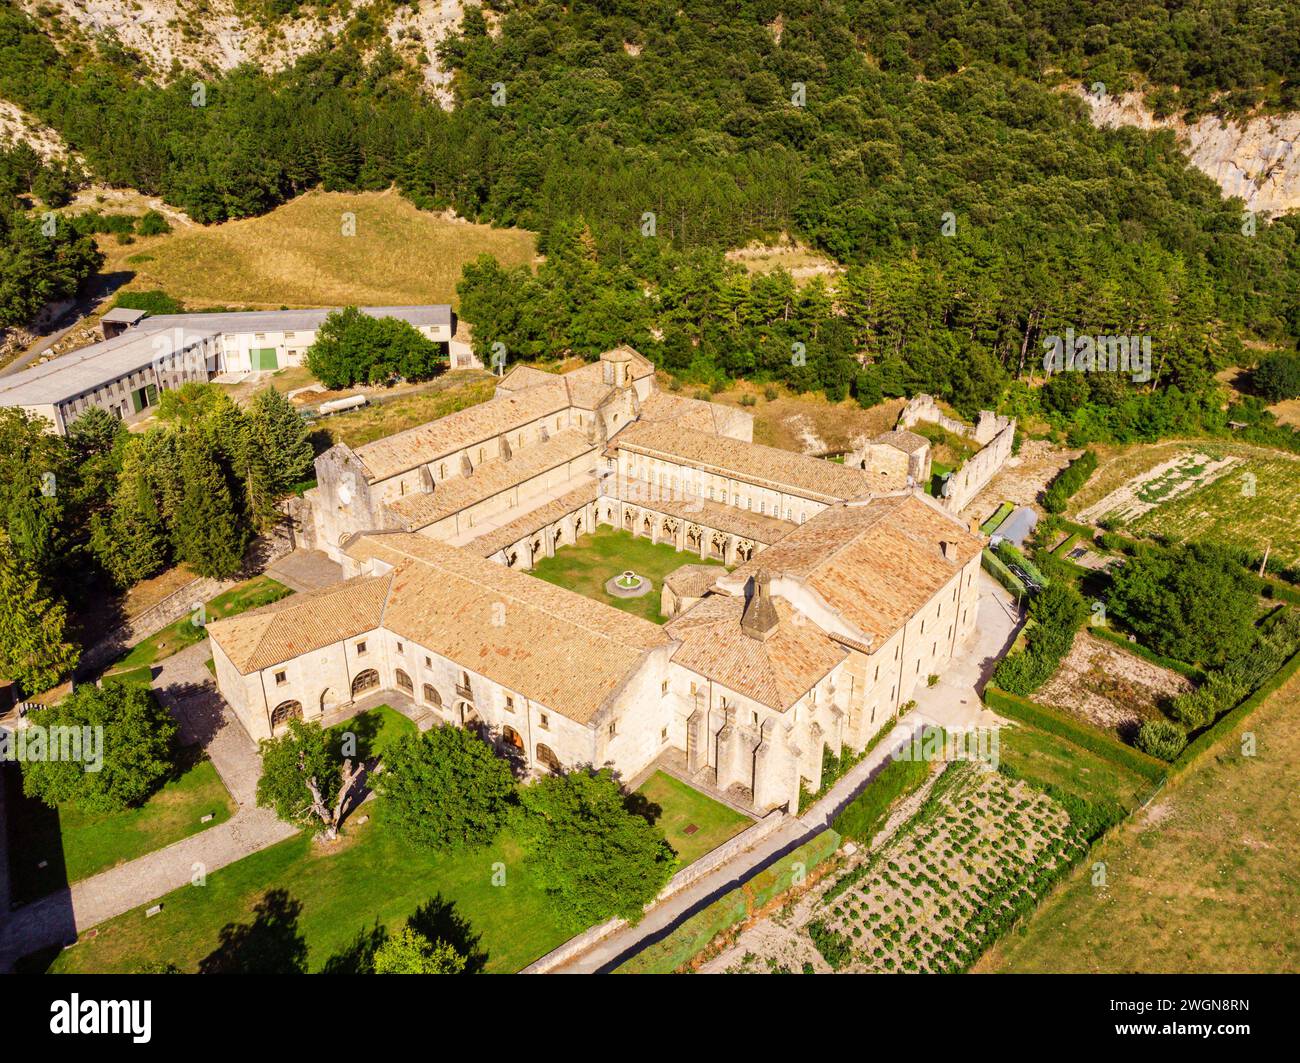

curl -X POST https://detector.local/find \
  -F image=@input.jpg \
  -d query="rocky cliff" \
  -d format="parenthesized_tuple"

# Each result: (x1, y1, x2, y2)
(1079, 89, 1300, 216)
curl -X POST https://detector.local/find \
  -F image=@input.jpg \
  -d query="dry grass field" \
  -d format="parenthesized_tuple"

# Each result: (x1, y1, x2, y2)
(101, 189, 538, 309)
(976, 669, 1300, 973)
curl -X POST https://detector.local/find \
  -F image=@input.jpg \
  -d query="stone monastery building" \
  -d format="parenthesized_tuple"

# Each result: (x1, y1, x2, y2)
(209, 345, 982, 814)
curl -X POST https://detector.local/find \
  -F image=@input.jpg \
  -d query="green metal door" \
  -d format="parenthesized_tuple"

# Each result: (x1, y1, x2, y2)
(251, 347, 279, 371)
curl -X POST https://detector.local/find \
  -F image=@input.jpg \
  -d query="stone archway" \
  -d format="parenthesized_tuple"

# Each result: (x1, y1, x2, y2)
(271, 700, 303, 729)
(502, 725, 524, 751)
(351, 669, 380, 698)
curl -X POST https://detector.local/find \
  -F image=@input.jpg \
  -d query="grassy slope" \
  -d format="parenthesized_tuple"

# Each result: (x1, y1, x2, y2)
(634, 771, 749, 867)
(977, 669, 1300, 973)
(6, 756, 235, 905)
(529, 527, 726, 624)
(997, 722, 1152, 812)
(102, 189, 537, 310)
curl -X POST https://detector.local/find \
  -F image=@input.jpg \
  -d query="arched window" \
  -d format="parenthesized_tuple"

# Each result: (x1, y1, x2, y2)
(351, 669, 380, 697)
(423, 684, 441, 707)
(395, 669, 413, 693)
(535, 743, 562, 774)
(502, 726, 524, 751)
(271, 700, 303, 728)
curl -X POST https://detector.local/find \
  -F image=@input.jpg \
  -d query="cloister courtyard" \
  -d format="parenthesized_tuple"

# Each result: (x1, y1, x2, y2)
(528, 526, 727, 624)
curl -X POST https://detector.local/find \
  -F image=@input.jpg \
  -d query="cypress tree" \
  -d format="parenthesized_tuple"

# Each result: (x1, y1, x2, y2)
(174, 432, 248, 579)
(0, 528, 79, 696)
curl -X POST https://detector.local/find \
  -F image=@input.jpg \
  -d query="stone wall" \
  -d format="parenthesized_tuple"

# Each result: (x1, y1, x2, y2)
(937, 418, 1016, 514)
(895, 395, 1015, 515)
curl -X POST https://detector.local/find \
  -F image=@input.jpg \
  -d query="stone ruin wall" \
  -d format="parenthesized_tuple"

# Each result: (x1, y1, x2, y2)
(895, 395, 1016, 514)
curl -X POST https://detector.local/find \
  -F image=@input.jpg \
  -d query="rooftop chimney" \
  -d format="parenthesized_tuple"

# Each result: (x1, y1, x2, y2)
(741, 569, 780, 641)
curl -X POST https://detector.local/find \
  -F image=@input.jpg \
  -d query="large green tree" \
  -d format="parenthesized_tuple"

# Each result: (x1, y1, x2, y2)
(20, 680, 178, 812)
(515, 768, 675, 929)
(372, 927, 467, 974)
(256, 718, 367, 840)
(1108, 542, 1260, 666)
(375, 725, 517, 852)
(0, 528, 78, 695)
(247, 387, 315, 493)
(173, 429, 248, 579)
(306, 307, 446, 388)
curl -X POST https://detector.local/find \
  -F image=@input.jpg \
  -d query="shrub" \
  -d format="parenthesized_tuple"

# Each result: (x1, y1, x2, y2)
(833, 748, 933, 843)
(1042, 449, 1097, 513)
(764, 385, 778, 401)
(137, 209, 172, 236)
(1253, 352, 1300, 401)
(1134, 719, 1187, 761)
(807, 921, 855, 970)
(739, 392, 757, 406)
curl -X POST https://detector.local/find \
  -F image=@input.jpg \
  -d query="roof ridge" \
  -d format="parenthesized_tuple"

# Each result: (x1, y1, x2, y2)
(363, 536, 666, 647)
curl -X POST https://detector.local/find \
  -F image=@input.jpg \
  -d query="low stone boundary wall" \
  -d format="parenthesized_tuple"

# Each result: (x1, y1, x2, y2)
(521, 808, 789, 973)
(78, 530, 294, 675)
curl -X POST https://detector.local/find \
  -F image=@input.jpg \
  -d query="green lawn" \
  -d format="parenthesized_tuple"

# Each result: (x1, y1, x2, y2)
(36, 801, 571, 975)
(997, 720, 1152, 813)
(5, 752, 235, 905)
(528, 527, 726, 623)
(105, 575, 292, 675)
(634, 771, 750, 866)
(326, 704, 416, 760)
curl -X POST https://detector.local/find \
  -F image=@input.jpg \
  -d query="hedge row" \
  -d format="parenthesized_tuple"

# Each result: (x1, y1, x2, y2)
(1089, 624, 1204, 682)
(981, 548, 1026, 597)
(983, 685, 1168, 783)
(980, 501, 1014, 535)
(832, 749, 933, 843)
(1043, 449, 1098, 513)
(1171, 648, 1300, 774)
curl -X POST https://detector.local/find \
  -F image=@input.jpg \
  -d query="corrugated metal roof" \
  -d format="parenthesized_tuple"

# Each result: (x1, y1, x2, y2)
(0, 305, 452, 407)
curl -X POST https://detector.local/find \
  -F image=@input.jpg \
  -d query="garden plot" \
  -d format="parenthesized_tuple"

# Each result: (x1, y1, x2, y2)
(1034, 631, 1193, 737)
(1128, 454, 1300, 572)
(704, 766, 1086, 974)
(1076, 450, 1238, 525)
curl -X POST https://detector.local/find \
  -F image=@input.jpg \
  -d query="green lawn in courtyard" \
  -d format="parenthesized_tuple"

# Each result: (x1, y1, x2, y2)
(105, 575, 293, 675)
(35, 800, 571, 975)
(5, 751, 235, 905)
(529, 527, 726, 623)
(634, 771, 750, 866)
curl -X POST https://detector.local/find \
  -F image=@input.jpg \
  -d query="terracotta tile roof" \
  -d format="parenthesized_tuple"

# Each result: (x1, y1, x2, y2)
(353, 381, 569, 481)
(342, 534, 672, 723)
(465, 480, 600, 556)
(874, 429, 930, 454)
(496, 364, 559, 391)
(615, 421, 876, 504)
(208, 575, 391, 674)
(725, 494, 982, 645)
(386, 429, 595, 529)
(637, 391, 728, 435)
(663, 564, 724, 597)
(666, 593, 847, 711)
(612, 478, 796, 544)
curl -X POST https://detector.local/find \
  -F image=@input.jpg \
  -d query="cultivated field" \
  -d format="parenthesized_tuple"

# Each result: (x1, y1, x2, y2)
(1034, 631, 1193, 738)
(705, 765, 1086, 974)
(100, 189, 538, 310)
(977, 669, 1300, 973)
(1071, 441, 1300, 571)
